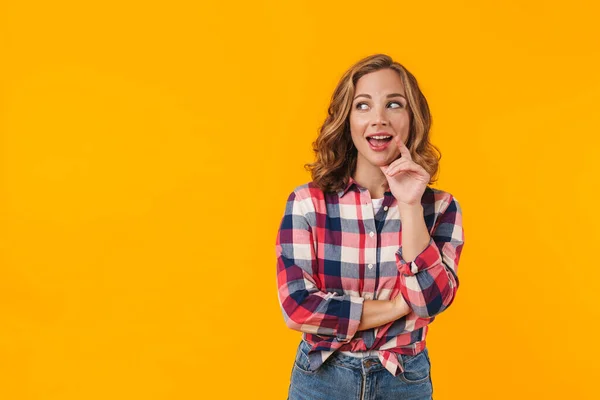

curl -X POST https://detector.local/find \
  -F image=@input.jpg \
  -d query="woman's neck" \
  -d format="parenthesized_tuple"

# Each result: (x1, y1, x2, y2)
(352, 156, 388, 199)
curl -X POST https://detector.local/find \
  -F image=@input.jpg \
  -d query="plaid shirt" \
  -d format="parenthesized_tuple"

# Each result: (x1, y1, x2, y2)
(275, 177, 465, 377)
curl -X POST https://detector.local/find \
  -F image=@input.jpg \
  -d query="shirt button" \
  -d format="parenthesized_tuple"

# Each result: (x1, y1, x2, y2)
(384, 206, 389, 211)
(369, 231, 374, 237)
(368, 263, 373, 269)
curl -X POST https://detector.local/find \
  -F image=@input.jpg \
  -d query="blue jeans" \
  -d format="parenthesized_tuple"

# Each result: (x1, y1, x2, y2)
(288, 340, 433, 400)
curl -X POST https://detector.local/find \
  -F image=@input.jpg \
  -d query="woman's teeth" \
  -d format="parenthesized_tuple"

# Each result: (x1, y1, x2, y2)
(370, 135, 391, 140)
(367, 135, 392, 147)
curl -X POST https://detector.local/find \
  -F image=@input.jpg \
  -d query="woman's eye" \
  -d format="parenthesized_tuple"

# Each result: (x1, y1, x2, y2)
(355, 101, 404, 110)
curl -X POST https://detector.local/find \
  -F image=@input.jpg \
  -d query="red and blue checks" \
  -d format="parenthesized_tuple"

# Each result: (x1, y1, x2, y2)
(275, 177, 465, 377)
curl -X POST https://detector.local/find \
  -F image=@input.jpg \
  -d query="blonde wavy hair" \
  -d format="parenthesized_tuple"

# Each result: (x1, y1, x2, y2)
(305, 53, 441, 193)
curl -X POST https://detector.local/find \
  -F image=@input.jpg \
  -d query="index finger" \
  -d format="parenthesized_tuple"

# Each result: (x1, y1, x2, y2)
(396, 136, 412, 160)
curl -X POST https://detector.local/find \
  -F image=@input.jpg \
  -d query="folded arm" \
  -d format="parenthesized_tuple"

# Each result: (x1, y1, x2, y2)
(276, 189, 411, 342)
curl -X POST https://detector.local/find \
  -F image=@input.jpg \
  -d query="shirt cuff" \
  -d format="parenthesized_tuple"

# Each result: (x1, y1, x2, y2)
(335, 295, 365, 343)
(396, 237, 442, 276)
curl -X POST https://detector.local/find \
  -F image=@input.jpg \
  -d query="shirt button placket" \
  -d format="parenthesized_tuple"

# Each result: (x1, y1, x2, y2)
(364, 219, 377, 299)
(360, 189, 378, 300)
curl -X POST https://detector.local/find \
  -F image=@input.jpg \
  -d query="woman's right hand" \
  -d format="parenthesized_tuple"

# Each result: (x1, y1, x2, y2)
(391, 294, 411, 318)
(358, 296, 412, 332)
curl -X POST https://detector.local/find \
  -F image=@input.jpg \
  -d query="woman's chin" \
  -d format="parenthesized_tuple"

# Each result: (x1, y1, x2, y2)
(357, 151, 397, 169)
(368, 155, 395, 168)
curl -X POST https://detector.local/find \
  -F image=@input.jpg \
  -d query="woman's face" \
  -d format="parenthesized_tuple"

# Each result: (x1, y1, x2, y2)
(349, 68, 411, 168)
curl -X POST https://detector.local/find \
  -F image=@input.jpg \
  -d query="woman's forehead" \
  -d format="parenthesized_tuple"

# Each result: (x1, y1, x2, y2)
(355, 69, 405, 95)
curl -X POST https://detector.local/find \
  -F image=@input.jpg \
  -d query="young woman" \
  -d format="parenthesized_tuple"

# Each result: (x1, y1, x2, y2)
(275, 53, 465, 400)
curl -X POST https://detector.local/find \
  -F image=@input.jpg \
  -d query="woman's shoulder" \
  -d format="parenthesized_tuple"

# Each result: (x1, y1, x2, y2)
(425, 186, 454, 200)
(287, 181, 327, 201)
(423, 186, 461, 214)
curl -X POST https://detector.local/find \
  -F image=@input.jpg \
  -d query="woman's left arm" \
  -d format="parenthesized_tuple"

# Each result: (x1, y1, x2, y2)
(396, 196, 465, 319)
(381, 137, 465, 319)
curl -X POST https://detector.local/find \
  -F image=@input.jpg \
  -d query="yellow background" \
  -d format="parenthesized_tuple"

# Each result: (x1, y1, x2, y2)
(1, 0, 599, 399)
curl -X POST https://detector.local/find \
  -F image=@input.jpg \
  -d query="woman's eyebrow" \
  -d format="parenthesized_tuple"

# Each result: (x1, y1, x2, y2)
(353, 93, 407, 100)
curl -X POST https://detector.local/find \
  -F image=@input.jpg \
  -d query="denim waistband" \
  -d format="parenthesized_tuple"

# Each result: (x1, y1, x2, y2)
(339, 350, 380, 358)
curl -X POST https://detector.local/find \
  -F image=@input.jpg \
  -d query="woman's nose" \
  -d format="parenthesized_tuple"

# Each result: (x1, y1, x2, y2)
(371, 107, 388, 126)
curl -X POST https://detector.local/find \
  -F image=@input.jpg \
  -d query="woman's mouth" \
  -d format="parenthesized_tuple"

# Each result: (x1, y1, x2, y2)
(366, 135, 393, 151)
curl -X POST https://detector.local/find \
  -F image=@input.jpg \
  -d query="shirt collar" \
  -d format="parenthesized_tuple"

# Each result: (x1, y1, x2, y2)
(337, 177, 357, 198)
(337, 176, 391, 198)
